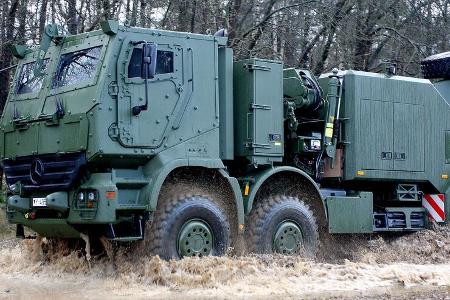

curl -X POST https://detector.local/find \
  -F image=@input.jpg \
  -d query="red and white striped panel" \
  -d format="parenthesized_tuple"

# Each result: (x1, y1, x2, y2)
(423, 194, 445, 223)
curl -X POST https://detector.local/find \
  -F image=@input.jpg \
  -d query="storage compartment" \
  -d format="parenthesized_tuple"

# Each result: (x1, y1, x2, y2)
(233, 58, 283, 165)
(326, 192, 373, 233)
(333, 71, 430, 180)
(359, 99, 424, 172)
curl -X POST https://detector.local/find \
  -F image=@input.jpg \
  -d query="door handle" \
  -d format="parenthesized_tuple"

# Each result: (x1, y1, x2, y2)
(394, 152, 406, 160)
(381, 152, 392, 160)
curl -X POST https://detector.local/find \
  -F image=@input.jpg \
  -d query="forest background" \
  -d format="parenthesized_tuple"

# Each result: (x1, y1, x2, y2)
(0, 0, 449, 112)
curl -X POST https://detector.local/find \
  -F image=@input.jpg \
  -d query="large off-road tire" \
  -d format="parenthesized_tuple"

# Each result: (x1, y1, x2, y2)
(246, 195, 319, 257)
(145, 194, 231, 260)
(421, 51, 450, 79)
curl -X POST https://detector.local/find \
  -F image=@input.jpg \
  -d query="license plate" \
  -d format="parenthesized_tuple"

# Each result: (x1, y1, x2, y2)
(32, 197, 47, 207)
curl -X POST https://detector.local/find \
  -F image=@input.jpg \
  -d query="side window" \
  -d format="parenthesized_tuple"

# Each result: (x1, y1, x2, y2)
(128, 48, 142, 78)
(127, 48, 174, 78)
(156, 51, 174, 74)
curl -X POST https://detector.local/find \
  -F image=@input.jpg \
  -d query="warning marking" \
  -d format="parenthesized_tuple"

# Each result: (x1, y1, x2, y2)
(423, 194, 445, 222)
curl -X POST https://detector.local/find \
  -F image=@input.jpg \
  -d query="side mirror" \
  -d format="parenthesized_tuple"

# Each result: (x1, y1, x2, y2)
(141, 43, 157, 79)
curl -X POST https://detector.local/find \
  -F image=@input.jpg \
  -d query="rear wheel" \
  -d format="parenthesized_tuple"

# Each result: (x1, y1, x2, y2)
(145, 194, 231, 260)
(247, 195, 319, 257)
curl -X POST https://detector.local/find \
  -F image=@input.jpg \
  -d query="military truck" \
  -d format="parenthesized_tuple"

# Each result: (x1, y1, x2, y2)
(1, 20, 448, 259)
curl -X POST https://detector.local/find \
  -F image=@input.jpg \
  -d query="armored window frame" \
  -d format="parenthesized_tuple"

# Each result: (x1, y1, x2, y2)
(52, 45, 103, 89)
(125, 43, 181, 84)
(11, 48, 57, 101)
(15, 59, 50, 95)
(48, 34, 108, 97)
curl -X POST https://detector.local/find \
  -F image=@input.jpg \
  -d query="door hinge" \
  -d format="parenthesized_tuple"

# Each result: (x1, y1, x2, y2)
(394, 152, 406, 160)
(108, 123, 119, 140)
(108, 81, 119, 97)
(249, 103, 271, 110)
(245, 142, 271, 149)
(244, 64, 271, 72)
(381, 151, 392, 160)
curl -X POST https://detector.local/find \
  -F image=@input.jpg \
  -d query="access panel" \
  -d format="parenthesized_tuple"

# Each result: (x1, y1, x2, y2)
(359, 99, 394, 171)
(233, 58, 284, 165)
(393, 103, 425, 172)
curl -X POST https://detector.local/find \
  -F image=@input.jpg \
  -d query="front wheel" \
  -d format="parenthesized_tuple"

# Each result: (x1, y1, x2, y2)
(145, 195, 231, 260)
(246, 195, 319, 257)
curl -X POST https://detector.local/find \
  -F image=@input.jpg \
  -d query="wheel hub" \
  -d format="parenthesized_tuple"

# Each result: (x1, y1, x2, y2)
(273, 221, 303, 255)
(178, 219, 213, 257)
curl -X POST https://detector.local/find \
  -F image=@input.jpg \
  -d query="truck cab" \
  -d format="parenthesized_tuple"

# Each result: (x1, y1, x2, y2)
(2, 21, 233, 240)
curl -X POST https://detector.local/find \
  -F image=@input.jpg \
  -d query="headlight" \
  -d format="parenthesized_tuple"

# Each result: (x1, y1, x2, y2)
(75, 189, 98, 209)
(87, 192, 95, 201)
(9, 184, 17, 193)
(8, 182, 20, 194)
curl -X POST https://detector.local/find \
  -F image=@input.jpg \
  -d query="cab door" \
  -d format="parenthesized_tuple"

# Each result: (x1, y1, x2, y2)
(116, 36, 190, 148)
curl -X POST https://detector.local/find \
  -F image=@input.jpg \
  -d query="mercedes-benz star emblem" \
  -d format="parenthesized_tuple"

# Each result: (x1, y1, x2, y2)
(30, 158, 45, 184)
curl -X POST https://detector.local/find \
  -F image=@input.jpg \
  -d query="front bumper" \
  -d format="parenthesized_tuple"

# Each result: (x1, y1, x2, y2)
(4, 170, 151, 239)
(6, 213, 81, 238)
(6, 173, 120, 237)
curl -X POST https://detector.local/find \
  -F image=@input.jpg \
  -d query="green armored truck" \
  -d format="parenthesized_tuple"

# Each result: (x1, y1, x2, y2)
(1, 20, 449, 259)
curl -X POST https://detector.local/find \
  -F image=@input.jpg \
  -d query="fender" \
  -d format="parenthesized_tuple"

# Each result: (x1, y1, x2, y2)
(140, 154, 245, 226)
(218, 169, 245, 226)
(243, 166, 326, 218)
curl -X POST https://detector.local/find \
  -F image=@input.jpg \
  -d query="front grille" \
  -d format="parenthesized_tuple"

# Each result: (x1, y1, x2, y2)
(3, 153, 86, 192)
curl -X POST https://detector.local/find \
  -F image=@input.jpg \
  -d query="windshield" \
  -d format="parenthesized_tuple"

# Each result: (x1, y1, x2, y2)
(16, 60, 49, 94)
(52, 46, 102, 89)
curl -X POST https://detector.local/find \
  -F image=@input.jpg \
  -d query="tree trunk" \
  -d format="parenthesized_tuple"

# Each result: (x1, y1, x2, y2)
(130, 0, 138, 26)
(17, 0, 28, 43)
(139, 0, 146, 27)
(0, 0, 19, 114)
(67, 0, 77, 34)
(39, 0, 49, 39)
(190, 0, 197, 33)
(103, 0, 111, 20)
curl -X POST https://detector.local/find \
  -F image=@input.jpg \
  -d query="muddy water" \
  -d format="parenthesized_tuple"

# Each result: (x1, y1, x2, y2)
(0, 225, 448, 299)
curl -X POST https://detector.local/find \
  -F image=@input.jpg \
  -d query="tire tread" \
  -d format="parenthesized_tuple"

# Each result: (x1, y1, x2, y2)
(247, 195, 319, 257)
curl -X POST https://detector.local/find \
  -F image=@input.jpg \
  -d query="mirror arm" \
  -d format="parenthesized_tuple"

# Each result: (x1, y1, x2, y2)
(132, 58, 150, 116)
(132, 42, 156, 116)
(132, 75, 149, 116)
